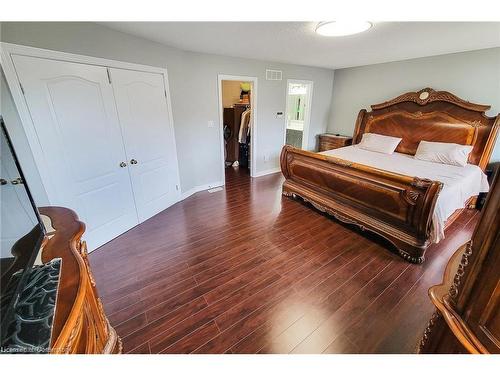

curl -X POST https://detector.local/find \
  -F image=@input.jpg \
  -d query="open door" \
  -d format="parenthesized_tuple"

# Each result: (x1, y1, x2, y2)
(284, 80, 313, 150)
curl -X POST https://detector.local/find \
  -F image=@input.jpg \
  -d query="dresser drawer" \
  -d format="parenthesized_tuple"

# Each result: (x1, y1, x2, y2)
(318, 134, 352, 151)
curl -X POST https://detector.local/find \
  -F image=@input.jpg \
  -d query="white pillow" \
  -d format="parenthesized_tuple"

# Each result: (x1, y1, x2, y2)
(357, 133, 402, 154)
(414, 141, 473, 167)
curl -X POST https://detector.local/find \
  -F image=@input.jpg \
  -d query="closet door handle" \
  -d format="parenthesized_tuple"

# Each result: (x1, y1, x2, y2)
(11, 177, 24, 185)
(119, 162, 127, 168)
(130, 159, 138, 165)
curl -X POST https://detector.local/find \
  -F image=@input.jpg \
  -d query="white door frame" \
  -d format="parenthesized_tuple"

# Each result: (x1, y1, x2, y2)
(217, 74, 258, 180)
(0, 42, 182, 204)
(283, 79, 314, 150)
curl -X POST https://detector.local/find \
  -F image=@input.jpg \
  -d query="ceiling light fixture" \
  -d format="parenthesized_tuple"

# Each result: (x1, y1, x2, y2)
(315, 21, 372, 37)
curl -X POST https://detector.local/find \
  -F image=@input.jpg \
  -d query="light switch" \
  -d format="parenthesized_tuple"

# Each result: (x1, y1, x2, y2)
(276, 112, 284, 119)
(208, 120, 215, 128)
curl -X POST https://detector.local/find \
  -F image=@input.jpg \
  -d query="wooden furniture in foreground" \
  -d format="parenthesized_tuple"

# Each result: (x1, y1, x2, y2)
(40, 206, 121, 354)
(418, 170, 499, 353)
(318, 134, 353, 152)
(280, 88, 500, 263)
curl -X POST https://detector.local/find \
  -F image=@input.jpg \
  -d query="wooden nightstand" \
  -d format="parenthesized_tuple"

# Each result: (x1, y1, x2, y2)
(318, 134, 353, 152)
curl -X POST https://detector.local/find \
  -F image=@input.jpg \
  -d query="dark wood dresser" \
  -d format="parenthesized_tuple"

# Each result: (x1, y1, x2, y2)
(40, 206, 121, 354)
(318, 133, 352, 152)
(418, 170, 499, 354)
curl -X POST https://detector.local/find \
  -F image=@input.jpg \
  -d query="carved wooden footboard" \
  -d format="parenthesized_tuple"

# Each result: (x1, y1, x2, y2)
(280, 145, 443, 263)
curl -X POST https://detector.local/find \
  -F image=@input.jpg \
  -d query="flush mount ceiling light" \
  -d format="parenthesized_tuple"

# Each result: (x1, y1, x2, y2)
(315, 21, 372, 37)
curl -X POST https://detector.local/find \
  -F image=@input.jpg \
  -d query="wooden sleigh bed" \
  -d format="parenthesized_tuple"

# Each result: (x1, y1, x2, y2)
(280, 88, 499, 263)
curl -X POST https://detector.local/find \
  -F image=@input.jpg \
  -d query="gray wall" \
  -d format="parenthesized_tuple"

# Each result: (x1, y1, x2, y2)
(328, 47, 500, 161)
(2, 22, 498, 205)
(0, 22, 334, 196)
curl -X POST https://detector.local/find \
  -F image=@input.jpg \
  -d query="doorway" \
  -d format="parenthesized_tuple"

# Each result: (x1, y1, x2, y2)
(284, 80, 313, 150)
(218, 75, 257, 184)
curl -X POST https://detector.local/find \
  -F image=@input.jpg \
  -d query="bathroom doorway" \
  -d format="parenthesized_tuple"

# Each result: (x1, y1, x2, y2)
(284, 80, 313, 150)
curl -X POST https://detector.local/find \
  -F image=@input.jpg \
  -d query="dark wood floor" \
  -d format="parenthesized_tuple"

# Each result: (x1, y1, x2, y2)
(89, 167, 479, 354)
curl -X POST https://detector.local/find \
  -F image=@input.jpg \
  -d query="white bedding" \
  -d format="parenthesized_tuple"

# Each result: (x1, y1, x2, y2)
(320, 145, 489, 243)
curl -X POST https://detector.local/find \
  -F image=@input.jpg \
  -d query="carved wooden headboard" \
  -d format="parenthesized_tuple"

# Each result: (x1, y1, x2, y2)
(352, 88, 500, 170)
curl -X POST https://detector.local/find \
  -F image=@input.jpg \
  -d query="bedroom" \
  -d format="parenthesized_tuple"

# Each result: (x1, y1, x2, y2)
(0, 2, 499, 373)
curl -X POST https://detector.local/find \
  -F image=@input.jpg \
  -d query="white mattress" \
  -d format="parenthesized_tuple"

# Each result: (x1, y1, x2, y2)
(320, 145, 489, 243)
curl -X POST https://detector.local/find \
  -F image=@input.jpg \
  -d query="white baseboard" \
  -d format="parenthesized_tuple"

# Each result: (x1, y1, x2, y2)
(252, 167, 281, 178)
(180, 180, 224, 200)
(179, 168, 280, 202)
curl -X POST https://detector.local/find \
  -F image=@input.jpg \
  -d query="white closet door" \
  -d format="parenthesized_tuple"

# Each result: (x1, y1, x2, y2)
(12, 55, 139, 250)
(110, 68, 179, 222)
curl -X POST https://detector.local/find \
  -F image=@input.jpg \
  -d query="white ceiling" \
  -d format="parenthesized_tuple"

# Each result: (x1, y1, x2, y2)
(99, 22, 500, 69)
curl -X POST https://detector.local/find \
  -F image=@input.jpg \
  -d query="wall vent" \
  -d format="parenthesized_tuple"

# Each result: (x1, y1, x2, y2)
(207, 187, 223, 193)
(266, 69, 282, 81)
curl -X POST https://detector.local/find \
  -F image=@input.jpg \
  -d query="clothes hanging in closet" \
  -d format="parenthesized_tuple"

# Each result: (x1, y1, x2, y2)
(238, 109, 252, 144)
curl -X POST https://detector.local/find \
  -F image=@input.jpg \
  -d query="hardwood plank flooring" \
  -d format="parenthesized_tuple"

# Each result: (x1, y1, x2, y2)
(89, 167, 479, 354)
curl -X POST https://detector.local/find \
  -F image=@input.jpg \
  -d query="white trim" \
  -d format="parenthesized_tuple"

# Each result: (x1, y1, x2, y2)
(1, 42, 168, 75)
(0, 42, 182, 204)
(252, 168, 282, 178)
(180, 181, 224, 200)
(217, 74, 258, 180)
(162, 67, 182, 203)
(283, 79, 314, 150)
